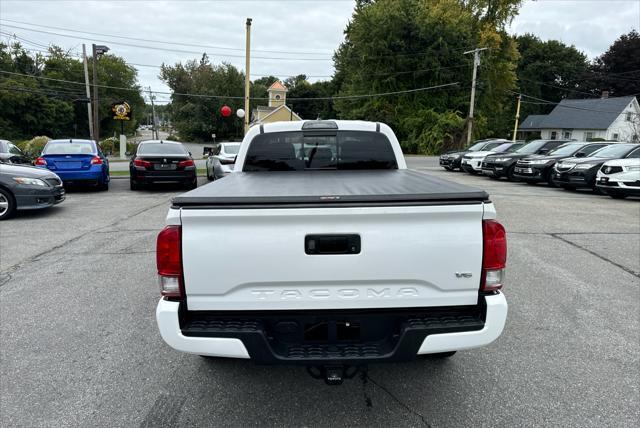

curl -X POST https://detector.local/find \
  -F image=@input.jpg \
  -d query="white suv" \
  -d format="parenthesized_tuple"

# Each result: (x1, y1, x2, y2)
(596, 156, 640, 199)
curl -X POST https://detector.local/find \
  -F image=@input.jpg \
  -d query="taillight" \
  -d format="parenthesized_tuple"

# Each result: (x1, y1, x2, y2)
(156, 225, 183, 298)
(91, 156, 103, 165)
(35, 157, 47, 166)
(178, 159, 195, 167)
(134, 158, 153, 168)
(481, 219, 507, 292)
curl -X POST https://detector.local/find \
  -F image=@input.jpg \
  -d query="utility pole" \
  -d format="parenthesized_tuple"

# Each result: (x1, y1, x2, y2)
(463, 47, 487, 147)
(82, 44, 94, 141)
(92, 44, 100, 142)
(512, 94, 522, 142)
(148, 87, 158, 139)
(91, 44, 110, 142)
(244, 18, 252, 135)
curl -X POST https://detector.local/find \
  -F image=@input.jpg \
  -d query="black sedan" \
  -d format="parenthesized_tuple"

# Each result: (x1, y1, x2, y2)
(439, 139, 509, 171)
(129, 140, 197, 190)
(481, 139, 569, 181)
(552, 143, 640, 191)
(0, 140, 30, 165)
(0, 163, 65, 220)
(513, 142, 611, 186)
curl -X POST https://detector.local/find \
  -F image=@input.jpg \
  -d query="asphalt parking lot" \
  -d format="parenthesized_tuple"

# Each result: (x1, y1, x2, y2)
(1, 157, 639, 427)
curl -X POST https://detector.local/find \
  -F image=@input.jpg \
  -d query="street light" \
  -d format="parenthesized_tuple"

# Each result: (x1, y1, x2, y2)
(92, 44, 110, 142)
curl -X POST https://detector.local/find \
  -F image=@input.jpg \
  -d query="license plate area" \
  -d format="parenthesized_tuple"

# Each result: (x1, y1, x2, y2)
(155, 163, 176, 170)
(305, 234, 360, 255)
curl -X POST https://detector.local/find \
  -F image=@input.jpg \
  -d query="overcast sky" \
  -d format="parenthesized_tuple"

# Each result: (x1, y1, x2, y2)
(0, 0, 638, 102)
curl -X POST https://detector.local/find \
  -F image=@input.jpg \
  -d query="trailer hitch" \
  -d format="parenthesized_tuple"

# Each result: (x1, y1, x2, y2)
(306, 365, 363, 385)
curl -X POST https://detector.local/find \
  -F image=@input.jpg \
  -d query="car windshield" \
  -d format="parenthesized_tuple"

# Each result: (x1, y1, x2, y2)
(515, 140, 548, 154)
(491, 143, 514, 153)
(137, 143, 187, 155)
(480, 142, 504, 151)
(467, 142, 487, 151)
(548, 143, 584, 156)
(43, 141, 95, 155)
(222, 144, 240, 155)
(590, 144, 637, 158)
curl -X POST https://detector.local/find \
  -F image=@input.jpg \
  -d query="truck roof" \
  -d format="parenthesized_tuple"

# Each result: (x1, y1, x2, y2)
(172, 169, 490, 208)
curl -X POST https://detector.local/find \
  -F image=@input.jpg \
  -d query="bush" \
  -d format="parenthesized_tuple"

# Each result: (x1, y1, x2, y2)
(24, 136, 51, 157)
(99, 137, 137, 156)
(166, 133, 180, 141)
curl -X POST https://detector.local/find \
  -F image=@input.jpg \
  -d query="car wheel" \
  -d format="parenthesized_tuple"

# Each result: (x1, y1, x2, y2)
(130, 179, 141, 191)
(185, 178, 198, 190)
(0, 188, 16, 221)
(506, 165, 518, 181)
(562, 185, 576, 191)
(206, 168, 213, 181)
(547, 174, 557, 187)
(98, 180, 109, 191)
(524, 181, 536, 185)
(609, 192, 627, 199)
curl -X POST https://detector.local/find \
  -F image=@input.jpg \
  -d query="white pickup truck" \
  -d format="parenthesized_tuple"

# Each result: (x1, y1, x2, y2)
(155, 120, 508, 384)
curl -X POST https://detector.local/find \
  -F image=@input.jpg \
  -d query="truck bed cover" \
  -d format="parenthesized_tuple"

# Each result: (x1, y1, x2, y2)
(172, 169, 490, 208)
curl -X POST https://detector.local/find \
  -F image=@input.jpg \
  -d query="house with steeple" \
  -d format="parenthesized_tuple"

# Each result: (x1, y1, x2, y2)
(251, 80, 302, 125)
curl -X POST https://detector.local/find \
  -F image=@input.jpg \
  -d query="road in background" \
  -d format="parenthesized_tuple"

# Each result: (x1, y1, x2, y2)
(1, 162, 638, 427)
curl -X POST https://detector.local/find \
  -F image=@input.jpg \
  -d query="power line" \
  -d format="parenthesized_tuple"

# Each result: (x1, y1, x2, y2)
(0, 18, 335, 56)
(1, 22, 478, 62)
(0, 23, 333, 61)
(0, 70, 460, 101)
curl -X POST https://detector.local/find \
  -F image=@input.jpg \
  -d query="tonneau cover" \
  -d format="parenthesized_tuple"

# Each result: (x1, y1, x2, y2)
(172, 170, 489, 207)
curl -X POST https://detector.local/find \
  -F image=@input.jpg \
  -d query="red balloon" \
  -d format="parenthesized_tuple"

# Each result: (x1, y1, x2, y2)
(220, 105, 232, 118)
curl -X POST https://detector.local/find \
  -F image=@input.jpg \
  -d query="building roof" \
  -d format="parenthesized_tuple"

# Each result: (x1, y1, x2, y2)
(268, 80, 287, 92)
(519, 114, 548, 130)
(537, 96, 636, 130)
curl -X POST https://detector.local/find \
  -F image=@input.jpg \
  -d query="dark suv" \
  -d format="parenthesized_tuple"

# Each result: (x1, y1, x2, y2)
(552, 143, 640, 191)
(482, 139, 570, 181)
(513, 142, 611, 186)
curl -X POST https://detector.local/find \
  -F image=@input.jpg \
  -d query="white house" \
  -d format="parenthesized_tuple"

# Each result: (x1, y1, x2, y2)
(519, 95, 639, 142)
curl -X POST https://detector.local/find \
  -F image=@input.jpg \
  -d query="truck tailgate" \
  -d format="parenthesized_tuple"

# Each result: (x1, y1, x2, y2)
(181, 204, 484, 311)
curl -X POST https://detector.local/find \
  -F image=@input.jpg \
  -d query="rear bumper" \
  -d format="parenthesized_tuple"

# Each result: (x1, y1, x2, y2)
(133, 169, 196, 183)
(49, 167, 105, 183)
(156, 293, 508, 363)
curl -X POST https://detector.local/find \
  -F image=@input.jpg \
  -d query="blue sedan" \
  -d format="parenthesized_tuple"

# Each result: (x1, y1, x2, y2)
(35, 139, 110, 190)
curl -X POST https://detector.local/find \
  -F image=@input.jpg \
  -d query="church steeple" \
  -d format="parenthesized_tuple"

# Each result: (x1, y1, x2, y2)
(268, 80, 287, 108)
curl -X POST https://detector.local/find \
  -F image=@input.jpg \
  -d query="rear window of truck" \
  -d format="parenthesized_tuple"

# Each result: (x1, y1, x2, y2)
(244, 131, 398, 171)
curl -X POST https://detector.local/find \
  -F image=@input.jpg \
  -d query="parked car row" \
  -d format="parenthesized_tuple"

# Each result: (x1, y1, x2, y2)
(440, 139, 640, 199)
(0, 138, 199, 220)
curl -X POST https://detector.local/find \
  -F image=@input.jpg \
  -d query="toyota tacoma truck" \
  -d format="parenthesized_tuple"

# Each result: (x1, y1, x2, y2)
(155, 120, 508, 384)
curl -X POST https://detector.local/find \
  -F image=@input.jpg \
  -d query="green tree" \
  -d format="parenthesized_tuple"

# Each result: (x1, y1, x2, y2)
(160, 55, 245, 141)
(514, 34, 591, 121)
(591, 30, 640, 96)
(0, 42, 145, 140)
(333, 0, 520, 153)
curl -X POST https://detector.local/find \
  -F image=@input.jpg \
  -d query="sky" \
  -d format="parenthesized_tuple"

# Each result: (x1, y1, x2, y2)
(0, 0, 638, 102)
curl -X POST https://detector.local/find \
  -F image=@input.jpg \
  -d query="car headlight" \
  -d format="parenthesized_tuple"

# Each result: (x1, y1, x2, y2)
(492, 157, 511, 162)
(575, 163, 598, 170)
(626, 165, 640, 171)
(528, 159, 551, 165)
(13, 177, 47, 186)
